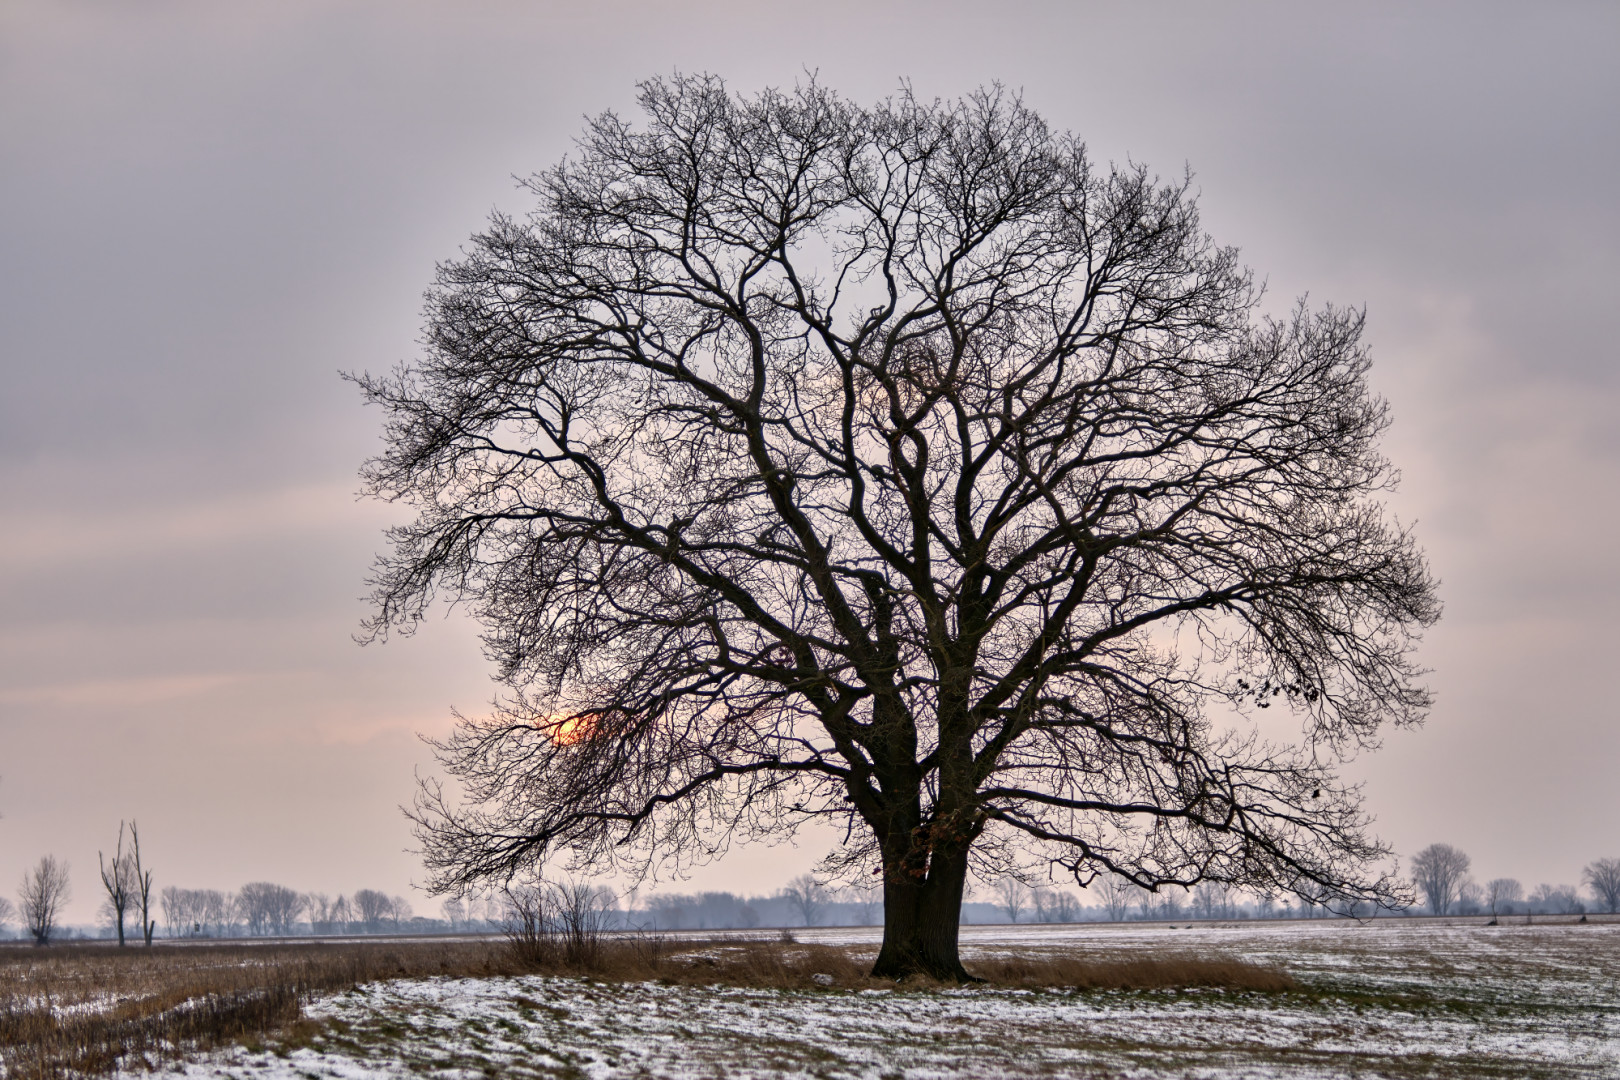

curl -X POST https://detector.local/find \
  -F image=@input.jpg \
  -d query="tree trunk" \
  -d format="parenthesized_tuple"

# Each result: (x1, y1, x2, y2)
(870, 841, 975, 981)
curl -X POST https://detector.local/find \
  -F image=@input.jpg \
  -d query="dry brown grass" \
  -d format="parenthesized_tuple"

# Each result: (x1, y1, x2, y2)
(0, 939, 515, 1079)
(972, 953, 1298, 991)
(0, 934, 1294, 1078)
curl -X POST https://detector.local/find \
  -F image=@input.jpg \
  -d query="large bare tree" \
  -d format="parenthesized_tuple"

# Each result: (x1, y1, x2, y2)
(358, 76, 1438, 979)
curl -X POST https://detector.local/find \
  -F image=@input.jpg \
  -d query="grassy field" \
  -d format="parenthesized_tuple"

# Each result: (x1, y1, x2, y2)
(3, 917, 1616, 1078)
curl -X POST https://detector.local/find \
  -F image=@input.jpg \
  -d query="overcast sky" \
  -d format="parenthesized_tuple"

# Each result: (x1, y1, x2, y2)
(2, 0, 1616, 925)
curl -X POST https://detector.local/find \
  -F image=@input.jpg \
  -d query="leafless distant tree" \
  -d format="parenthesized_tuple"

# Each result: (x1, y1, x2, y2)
(782, 875, 829, 927)
(0, 895, 14, 936)
(1092, 876, 1135, 922)
(1136, 885, 1187, 921)
(441, 897, 467, 930)
(308, 892, 344, 935)
(645, 894, 688, 930)
(995, 879, 1028, 924)
(1531, 883, 1584, 916)
(1030, 886, 1078, 923)
(363, 76, 1439, 979)
(18, 856, 71, 945)
(203, 890, 235, 936)
(129, 821, 155, 945)
(1582, 859, 1620, 914)
(330, 893, 353, 933)
(161, 885, 203, 938)
(390, 895, 413, 929)
(1455, 880, 1484, 915)
(308, 892, 330, 931)
(238, 882, 306, 936)
(1193, 880, 1234, 920)
(352, 888, 392, 931)
(99, 823, 137, 946)
(1410, 844, 1471, 916)
(844, 883, 882, 926)
(1483, 878, 1522, 919)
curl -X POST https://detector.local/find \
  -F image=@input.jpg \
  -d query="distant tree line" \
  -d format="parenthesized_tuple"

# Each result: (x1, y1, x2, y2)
(7, 834, 1619, 944)
(1409, 844, 1620, 919)
(158, 885, 419, 938)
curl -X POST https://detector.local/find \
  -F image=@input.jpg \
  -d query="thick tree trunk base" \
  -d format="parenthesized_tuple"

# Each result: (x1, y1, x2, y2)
(871, 843, 977, 982)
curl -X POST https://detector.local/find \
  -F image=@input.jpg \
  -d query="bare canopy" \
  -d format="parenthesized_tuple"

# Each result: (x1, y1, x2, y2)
(1410, 843, 1471, 916)
(1584, 859, 1620, 914)
(358, 75, 1438, 980)
(18, 856, 72, 946)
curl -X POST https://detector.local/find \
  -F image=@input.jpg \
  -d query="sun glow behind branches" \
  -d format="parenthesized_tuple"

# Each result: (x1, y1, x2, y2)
(543, 712, 597, 746)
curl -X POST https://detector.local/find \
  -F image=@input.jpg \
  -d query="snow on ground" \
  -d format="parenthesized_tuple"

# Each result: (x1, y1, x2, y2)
(145, 919, 1620, 1079)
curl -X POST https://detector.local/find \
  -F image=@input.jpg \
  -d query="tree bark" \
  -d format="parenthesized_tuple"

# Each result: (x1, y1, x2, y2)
(870, 837, 975, 981)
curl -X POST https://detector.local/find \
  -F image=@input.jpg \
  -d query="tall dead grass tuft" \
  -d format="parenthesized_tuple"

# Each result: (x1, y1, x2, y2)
(975, 953, 1298, 991)
(653, 940, 873, 989)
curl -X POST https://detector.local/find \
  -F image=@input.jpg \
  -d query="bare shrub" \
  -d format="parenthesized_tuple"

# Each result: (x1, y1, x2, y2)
(502, 885, 550, 967)
(501, 880, 616, 970)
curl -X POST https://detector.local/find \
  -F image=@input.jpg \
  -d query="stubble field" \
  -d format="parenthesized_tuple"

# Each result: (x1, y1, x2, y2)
(118, 917, 1620, 1079)
(5, 916, 1617, 1079)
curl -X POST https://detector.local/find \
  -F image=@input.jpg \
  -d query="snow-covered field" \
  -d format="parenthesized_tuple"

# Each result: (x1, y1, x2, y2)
(148, 919, 1620, 1079)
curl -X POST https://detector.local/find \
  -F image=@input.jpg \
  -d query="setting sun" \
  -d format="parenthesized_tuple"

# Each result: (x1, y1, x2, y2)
(545, 712, 596, 746)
